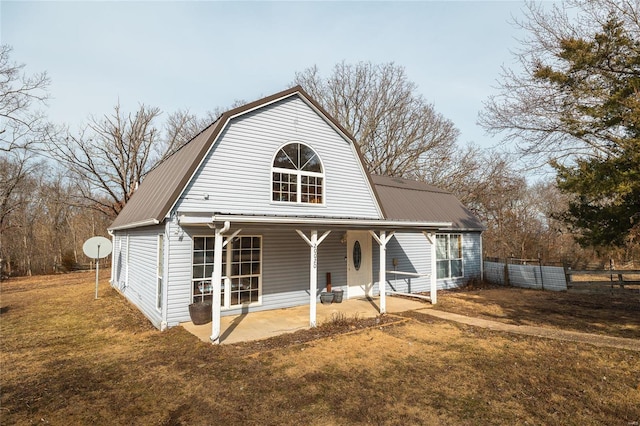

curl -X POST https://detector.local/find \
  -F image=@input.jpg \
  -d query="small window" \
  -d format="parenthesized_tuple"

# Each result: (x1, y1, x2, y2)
(436, 234, 463, 279)
(272, 142, 324, 204)
(353, 240, 362, 271)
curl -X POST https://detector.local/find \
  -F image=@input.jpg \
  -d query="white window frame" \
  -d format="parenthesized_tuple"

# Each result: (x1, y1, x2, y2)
(436, 234, 463, 280)
(191, 234, 262, 309)
(271, 141, 325, 206)
(124, 234, 130, 289)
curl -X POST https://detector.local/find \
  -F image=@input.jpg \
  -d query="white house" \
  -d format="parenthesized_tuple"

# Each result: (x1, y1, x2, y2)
(108, 86, 484, 342)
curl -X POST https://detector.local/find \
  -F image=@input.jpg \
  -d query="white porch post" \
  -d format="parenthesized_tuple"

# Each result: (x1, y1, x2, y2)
(210, 221, 230, 344)
(370, 230, 394, 314)
(296, 229, 331, 327)
(424, 232, 437, 304)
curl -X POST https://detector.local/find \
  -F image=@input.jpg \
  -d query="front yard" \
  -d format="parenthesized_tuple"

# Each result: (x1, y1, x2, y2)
(1, 272, 639, 425)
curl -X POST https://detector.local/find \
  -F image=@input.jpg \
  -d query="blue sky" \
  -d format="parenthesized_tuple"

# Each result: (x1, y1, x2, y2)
(2, 1, 526, 149)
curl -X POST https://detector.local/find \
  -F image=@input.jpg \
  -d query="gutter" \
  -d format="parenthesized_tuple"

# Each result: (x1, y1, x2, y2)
(108, 218, 160, 231)
(178, 213, 452, 230)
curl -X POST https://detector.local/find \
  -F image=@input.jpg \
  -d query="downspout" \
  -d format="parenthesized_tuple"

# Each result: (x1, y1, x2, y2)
(160, 221, 171, 331)
(480, 232, 484, 281)
(210, 220, 230, 344)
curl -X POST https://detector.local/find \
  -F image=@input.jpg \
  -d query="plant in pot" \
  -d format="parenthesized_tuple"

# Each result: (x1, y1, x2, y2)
(189, 281, 213, 325)
(320, 291, 334, 304)
(320, 278, 334, 304)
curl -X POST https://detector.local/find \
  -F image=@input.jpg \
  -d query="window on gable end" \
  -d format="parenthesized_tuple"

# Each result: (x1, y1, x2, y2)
(272, 142, 324, 204)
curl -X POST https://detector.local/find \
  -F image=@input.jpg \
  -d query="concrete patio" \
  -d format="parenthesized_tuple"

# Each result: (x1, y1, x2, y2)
(181, 295, 430, 344)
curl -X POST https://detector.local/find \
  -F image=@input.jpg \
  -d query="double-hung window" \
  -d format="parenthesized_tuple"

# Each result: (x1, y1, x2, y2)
(272, 142, 324, 204)
(436, 234, 463, 279)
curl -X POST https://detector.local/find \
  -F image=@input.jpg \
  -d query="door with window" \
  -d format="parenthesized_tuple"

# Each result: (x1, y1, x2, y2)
(347, 231, 372, 298)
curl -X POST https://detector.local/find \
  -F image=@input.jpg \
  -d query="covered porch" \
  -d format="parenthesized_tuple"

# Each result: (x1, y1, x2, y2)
(181, 295, 429, 344)
(178, 214, 451, 343)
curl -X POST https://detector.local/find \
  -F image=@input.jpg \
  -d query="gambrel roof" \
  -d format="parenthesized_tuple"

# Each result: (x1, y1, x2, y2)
(109, 86, 483, 232)
(110, 86, 379, 230)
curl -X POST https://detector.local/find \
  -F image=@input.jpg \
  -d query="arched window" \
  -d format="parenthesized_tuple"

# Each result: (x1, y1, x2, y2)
(272, 142, 324, 204)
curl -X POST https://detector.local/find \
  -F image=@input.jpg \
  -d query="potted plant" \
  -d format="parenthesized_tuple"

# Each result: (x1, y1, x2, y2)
(320, 291, 334, 304)
(189, 281, 212, 325)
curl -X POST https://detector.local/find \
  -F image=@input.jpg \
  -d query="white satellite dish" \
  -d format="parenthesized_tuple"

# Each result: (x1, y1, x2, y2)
(83, 236, 113, 299)
(83, 236, 112, 259)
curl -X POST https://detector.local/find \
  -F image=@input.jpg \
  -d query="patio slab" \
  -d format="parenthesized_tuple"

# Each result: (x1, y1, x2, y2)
(181, 295, 430, 344)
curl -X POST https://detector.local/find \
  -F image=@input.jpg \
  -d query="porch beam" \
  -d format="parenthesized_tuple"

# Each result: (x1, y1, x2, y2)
(369, 230, 394, 314)
(222, 229, 242, 248)
(296, 229, 331, 327)
(423, 232, 437, 304)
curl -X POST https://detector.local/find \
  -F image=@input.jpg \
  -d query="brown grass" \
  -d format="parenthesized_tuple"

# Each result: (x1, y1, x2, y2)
(434, 285, 640, 339)
(1, 272, 639, 425)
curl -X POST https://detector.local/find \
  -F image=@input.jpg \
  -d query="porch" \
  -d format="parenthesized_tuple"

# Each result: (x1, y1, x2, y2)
(181, 295, 429, 344)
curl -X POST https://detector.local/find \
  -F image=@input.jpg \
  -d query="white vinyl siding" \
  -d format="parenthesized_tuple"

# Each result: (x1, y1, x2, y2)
(377, 233, 432, 294)
(165, 220, 193, 326)
(381, 232, 483, 293)
(176, 97, 381, 219)
(116, 225, 165, 327)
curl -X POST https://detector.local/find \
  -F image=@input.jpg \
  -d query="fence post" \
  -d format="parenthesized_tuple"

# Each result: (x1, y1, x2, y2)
(504, 258, 510, 286)
(538, 254, 544, 291)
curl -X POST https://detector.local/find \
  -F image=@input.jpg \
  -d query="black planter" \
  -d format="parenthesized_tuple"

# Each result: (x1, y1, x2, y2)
(188, 301, 212, 325)
(320, 292, 334, 305)
(332, 289, 344, 303)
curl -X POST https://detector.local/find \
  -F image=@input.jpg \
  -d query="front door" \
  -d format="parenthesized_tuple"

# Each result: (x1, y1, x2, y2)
(347, 231, 373, 298)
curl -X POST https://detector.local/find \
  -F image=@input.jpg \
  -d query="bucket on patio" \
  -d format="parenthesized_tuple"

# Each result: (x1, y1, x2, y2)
(320, 292, 334, 304)
(332, 289, 344, 303)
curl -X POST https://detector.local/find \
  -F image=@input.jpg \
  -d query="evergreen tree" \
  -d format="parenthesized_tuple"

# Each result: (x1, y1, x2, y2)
(482, 1, 640, 249)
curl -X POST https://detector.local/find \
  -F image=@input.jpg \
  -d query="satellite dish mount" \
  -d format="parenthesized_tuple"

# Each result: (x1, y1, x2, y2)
(82, 236, 113, 299)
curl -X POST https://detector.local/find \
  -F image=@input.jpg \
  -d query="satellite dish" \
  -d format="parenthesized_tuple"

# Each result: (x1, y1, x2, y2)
(83, 236, 112, 259)
(83, 236, 112, 299)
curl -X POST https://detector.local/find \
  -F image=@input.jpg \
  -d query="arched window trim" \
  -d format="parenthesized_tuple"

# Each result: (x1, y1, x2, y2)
(271, 141, 325, 205)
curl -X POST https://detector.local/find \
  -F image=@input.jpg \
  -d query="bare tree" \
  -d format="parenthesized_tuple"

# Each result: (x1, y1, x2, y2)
(48, 101, 229, 219)
(294, 62, 459, 178)
(161, 109, 210, 158)
(0, 153, 43, 276)
(49, 103, 163, 218)
(0, 45, 52, 153)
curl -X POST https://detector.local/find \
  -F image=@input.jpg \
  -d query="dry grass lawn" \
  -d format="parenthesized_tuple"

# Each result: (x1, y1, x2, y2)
(1, 272, 639, 425)
(434, 284, 640, 339)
